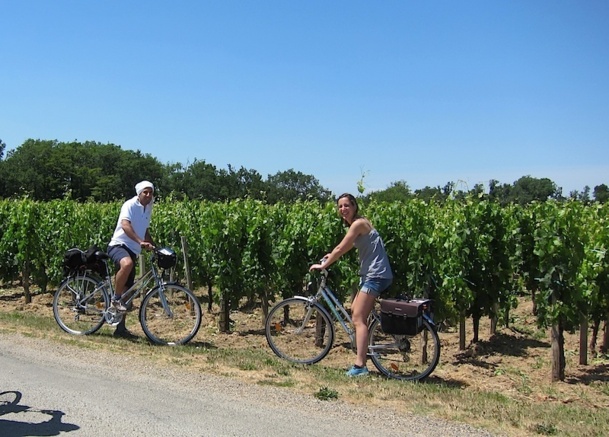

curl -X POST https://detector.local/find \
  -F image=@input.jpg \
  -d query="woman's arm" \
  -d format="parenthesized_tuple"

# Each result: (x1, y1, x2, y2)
(309, 219, 369, 270)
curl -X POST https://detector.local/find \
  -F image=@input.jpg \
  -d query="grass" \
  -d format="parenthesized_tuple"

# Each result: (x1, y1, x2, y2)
(1, 307, 609, 437)
(314, 386, 339, 400)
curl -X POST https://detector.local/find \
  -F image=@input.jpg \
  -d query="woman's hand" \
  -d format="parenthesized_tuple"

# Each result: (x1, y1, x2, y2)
(309, 256, 329, 271)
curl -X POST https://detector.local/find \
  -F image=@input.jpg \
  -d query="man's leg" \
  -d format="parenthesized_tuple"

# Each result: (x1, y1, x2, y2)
(108, 246, 137, 338)
(114, 256, 135, 300)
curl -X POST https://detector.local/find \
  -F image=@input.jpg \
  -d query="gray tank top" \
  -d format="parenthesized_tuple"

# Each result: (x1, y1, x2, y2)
(353, 227, 393, 280)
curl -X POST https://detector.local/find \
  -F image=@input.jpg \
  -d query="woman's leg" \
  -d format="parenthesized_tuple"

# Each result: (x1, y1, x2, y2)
(351, 290, 376, 367)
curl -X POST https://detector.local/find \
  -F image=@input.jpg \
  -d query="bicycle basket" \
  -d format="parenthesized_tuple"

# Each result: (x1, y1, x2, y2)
(156, 247, 177, 269)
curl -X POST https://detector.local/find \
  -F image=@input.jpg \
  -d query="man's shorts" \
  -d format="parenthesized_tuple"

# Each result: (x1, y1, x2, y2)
(107, 244, 138, 287)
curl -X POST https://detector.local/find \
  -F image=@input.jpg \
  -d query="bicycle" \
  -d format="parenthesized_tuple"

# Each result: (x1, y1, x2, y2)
(264, 265, 440, 381)
(53, 247, 202, 345)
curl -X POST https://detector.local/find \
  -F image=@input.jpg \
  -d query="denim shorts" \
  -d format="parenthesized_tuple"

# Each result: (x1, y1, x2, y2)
(359, 277, 393, 297)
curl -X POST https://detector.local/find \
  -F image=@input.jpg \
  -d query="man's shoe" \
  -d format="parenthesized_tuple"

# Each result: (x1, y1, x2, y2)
(346, 365, 369, 377)
(111, 299, 127, 313)
(113, 328, 137, 339)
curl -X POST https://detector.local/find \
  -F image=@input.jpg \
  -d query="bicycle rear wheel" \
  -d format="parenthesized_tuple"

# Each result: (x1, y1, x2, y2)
(53, 275, 109, 335)
(368, 317, 440, 381)
(139, 284, 202, 345)
(265, 297, 334, 364)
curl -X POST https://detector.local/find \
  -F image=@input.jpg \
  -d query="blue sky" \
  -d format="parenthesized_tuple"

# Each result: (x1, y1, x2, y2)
(2, 1, 608, 196)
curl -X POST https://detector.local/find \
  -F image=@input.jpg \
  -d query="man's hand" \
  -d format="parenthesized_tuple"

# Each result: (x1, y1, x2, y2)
(140, 241, 155, 251)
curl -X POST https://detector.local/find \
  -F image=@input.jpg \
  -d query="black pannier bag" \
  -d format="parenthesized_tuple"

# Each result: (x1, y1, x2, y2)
(63, 248, 86, 276)
(379, 297, 430, 335)
(83, 245, 106, 277)
(62, 245, 106, 277)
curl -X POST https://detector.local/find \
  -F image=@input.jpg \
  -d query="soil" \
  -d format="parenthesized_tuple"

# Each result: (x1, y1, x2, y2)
(2, 287, 609, 413)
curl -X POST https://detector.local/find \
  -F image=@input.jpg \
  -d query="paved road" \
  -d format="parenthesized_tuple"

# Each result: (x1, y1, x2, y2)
(0, 334, 497, 436)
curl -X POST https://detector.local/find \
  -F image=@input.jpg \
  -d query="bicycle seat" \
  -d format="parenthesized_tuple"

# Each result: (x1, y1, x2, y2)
(94, 251, 110, 260)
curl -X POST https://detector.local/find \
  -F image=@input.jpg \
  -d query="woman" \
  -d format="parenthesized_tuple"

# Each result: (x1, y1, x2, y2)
(309, 193, 393, 377)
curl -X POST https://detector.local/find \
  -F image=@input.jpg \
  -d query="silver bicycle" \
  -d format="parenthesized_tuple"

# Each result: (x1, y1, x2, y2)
(265, 266, 440, 381)
(53, 247, 202, 345)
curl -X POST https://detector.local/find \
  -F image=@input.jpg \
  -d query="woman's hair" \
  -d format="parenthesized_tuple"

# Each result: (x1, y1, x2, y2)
(336, 193, 360, 226)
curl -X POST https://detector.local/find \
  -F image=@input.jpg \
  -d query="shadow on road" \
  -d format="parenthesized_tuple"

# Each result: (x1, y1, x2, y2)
(0, 390, 79, 436)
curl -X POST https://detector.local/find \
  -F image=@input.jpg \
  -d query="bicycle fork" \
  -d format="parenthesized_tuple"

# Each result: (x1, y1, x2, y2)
(156, 285, 174, 318)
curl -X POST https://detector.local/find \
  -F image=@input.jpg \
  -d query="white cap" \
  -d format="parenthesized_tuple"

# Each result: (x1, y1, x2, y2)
(135, 180, 154, 195)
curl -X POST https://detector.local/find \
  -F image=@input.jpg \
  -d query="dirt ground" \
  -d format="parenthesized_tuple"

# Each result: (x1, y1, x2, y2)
(2, 287, 609, 412)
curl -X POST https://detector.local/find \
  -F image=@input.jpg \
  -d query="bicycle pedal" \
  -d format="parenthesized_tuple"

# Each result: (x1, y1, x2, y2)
(104, 308, 124, 327)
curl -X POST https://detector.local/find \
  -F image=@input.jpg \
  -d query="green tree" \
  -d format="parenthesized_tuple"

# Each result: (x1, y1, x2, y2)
(488, 176, 562, 205)
(266, 169, 331, 203)
(2, 139, 64, 200)
(414, 185, 447, 203)
(568, 186, 591, 203)
(1, 140, 164, 201)
(510, 176, 561, 204)
(171, 159, 224, 201)
(0, 139, 6, 197)
(365, 180, 412, 203)
(593, 184, 609, 203)
(227, 165, 266, 200)
(488, 179, 511, 205)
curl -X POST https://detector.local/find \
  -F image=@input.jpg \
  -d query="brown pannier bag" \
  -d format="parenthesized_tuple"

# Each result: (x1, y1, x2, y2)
(379, 298, 430, 335)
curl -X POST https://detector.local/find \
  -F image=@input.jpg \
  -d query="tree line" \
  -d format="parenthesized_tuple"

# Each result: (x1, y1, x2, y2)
(1, 138, 607, 204)
(0, 139, 332, 203)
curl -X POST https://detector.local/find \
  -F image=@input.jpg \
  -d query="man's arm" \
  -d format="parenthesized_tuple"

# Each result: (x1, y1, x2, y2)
(120, 219, 154, 250)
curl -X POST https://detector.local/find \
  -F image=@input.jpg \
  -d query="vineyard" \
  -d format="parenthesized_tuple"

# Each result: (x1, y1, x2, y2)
(1, 197, 608, 381)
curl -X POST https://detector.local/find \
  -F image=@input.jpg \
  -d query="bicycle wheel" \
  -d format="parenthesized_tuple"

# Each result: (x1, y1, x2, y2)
(139, 284, 202, 345)
(53, 274, 109, 335)
(265, 297, 334, 364)
(368, 317, 440, 381)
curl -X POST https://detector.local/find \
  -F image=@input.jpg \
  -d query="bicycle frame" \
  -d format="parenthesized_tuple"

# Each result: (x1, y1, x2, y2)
(310, 269, 435, 345)
(309, 269, 358, 346)
(103, 259, 162, 306)
(95, 251, 173, 323)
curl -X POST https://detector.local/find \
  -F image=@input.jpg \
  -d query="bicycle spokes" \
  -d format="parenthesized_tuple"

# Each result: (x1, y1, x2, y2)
(368, 318, 440, 381)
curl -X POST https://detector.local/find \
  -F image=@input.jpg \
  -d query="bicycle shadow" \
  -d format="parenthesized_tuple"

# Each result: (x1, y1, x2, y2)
(0, 390, 79, 436)
(360, 371, 465, 388)
(185, 340, 217, 349)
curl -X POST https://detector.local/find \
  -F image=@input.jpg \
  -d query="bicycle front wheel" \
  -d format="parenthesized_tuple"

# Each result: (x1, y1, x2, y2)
(265, 297, 334, 364)
(368, 317, 440, 381)
(53, 275, 109, 335)
(139, 284, 202, 345)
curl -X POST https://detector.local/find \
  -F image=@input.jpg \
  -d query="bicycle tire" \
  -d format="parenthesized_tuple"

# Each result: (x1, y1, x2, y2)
(139, 283, 202, 345)
(368, 317, 440, 381)
(53, 274, 109, 335)
(265, 297, 334, 364)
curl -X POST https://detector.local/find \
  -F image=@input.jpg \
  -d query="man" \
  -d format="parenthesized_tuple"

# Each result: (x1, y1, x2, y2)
(107, 180, 156, 338)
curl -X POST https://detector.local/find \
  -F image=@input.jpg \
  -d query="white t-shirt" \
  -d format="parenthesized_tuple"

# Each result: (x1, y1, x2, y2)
(108, 196, 153, 255)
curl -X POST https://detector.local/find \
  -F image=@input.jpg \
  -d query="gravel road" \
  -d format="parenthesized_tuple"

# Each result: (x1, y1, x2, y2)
(0, 333, 498, 436)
